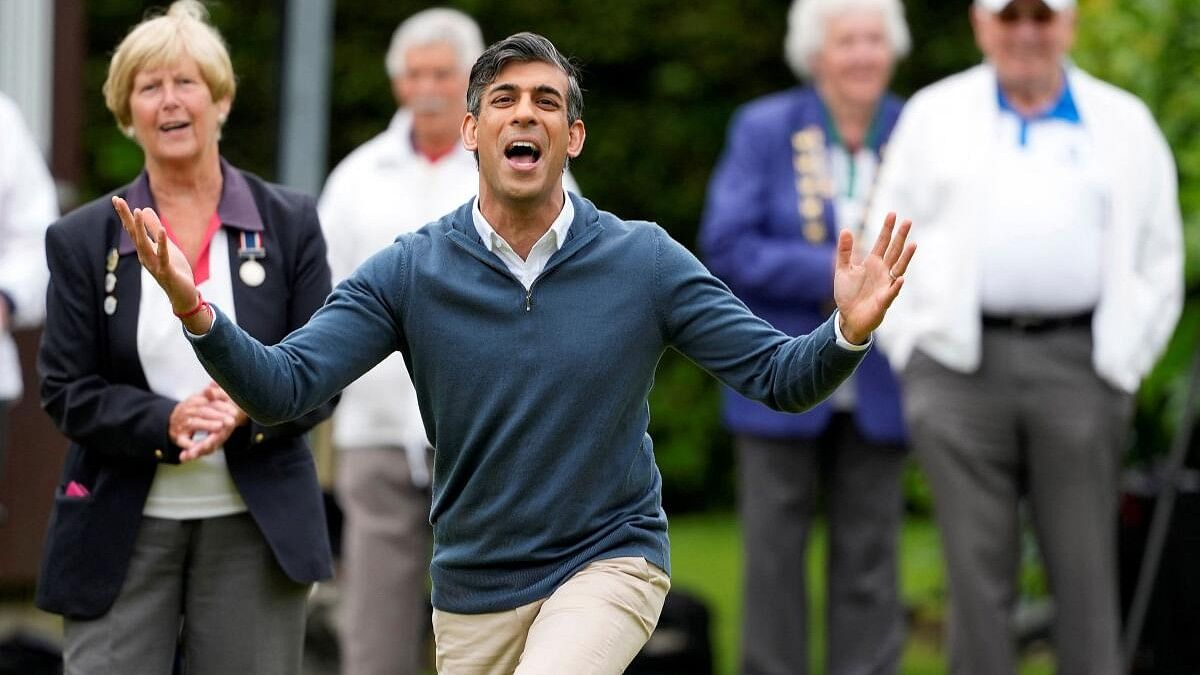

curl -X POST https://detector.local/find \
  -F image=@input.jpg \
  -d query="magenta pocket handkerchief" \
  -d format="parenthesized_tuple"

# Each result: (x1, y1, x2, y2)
(65, 481, 90, 498)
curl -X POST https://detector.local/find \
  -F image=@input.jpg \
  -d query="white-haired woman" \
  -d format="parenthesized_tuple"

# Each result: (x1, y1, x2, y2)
(698, 0, 911, 673)
(36, 2, 334, 673)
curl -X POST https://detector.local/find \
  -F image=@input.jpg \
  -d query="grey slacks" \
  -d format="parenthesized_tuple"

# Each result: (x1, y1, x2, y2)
(737, 413, 907, 675)
(64, 513, 310, 675)
(902, 326, 1132, 675)
(335, 446, 432, 675)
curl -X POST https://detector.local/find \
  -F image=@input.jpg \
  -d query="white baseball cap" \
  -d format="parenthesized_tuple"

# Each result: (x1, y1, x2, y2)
(976, 0, 1075, 11)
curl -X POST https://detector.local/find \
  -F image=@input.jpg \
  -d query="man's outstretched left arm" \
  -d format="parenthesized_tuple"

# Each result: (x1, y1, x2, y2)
(661, 212, 913, 411)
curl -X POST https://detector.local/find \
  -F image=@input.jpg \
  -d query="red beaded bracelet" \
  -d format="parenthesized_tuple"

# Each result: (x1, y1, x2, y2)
(173, 292, 209, 319)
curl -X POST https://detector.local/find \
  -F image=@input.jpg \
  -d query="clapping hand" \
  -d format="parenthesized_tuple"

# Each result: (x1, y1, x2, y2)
(170, 383, 251, 462)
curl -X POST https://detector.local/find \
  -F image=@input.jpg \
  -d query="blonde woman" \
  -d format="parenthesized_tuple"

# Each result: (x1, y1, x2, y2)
(36, 2, 334, 673)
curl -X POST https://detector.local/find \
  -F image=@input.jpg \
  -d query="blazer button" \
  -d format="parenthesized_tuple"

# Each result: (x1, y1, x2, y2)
(154, 449, 164, 460)
(254, 433, 265, 444)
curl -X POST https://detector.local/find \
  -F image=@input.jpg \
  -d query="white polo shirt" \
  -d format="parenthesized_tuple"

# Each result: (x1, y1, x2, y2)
(977, 82, 1107, 317)
(140, 227, 247, 519)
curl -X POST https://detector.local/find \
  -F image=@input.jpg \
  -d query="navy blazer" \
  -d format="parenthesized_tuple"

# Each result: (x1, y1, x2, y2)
(35, 163, 336, 619)
(700, 87, 906, 443)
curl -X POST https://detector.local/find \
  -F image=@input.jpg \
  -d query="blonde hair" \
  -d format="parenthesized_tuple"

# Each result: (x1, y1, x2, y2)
(103, 0, 235, 131)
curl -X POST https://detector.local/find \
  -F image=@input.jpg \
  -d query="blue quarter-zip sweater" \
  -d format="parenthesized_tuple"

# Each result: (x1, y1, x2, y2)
(189, 193, 867, 613)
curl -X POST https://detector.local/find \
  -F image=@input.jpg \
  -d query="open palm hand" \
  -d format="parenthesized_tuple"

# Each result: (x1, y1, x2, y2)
(112, 196, 200, 316)
(833, 212, 915, 344)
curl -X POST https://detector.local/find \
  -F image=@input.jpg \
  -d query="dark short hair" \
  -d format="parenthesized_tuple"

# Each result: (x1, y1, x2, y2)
(466, 32, 583, 124)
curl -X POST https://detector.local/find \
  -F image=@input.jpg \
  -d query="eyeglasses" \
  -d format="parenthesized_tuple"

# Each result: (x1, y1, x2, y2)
(996, 4, 1056, 24)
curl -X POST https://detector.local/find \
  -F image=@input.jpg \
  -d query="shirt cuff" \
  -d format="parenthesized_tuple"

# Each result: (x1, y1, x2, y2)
(832, 310, 871, 351)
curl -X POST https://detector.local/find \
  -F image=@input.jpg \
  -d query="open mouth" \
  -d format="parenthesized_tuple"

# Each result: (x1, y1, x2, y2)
(504, 140, 542, 167)
(159, 121, 190, 133)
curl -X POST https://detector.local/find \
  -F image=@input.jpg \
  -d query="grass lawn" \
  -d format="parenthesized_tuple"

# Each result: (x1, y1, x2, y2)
(668, 511, 1055, 675)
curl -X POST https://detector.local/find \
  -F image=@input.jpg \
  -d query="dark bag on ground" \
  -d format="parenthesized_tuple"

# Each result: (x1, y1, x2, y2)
(626, 588, 713, 675)
(0, 630, 61, 675)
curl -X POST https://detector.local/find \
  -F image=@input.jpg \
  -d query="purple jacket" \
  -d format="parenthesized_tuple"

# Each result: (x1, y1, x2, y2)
(699, 87, 905, 443)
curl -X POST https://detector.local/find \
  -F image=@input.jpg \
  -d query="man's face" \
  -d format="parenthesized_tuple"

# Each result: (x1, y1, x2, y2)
(972, 0, 1075, 94)
(393, 41, 468, 137)
(461, 60, 585, 206)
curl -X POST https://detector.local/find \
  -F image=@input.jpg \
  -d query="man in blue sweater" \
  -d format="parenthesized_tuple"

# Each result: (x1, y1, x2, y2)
(115, 31, 914, 675)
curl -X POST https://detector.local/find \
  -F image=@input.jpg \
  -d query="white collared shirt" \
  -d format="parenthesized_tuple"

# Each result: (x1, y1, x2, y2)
(471, 191, 574, 290)
(0, 92, 58, 400)
(140, 230, 247, 519)
(318, 110, 483, 486)
(978, 93, 1106, 316)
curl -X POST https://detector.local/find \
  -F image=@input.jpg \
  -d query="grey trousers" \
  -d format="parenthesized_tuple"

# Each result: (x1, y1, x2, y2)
(737, 414, 906, 675)
(64, 513, 310, 675)
(335, 447, 432, 675)
(902, 326, 1132, 675)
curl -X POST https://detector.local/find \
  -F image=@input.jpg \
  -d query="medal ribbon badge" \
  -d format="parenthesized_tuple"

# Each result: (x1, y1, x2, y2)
(238, 231, 266, 287)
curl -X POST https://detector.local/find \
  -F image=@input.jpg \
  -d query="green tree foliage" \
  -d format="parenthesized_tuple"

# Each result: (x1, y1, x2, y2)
(1072, 0, 1200, 458)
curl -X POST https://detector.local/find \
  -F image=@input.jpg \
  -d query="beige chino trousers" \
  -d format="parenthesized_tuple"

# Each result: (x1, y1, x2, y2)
(432, 556, 670, 675)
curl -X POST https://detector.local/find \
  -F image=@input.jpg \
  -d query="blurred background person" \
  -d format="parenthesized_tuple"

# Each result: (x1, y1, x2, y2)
(318, 10, 481, 675)
(867, 0, 1183, 673)
(318, 9, 577, 674)
(34, 2, 335, 673)
(698, 0, 911, 673)
(0, 90, 59, 525)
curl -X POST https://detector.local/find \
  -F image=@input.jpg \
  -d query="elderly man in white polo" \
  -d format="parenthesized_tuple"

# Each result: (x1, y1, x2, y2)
(867, 0, 1183, 673)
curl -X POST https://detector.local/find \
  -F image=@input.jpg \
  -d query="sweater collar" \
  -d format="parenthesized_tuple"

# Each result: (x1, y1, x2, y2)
(446, 191, 603, 276)
(452, 191, 597, 243)
(471, 190, 574, 254)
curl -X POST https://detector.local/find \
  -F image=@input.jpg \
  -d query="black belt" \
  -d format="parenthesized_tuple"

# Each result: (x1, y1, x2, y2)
(981, 311, 1093, 333)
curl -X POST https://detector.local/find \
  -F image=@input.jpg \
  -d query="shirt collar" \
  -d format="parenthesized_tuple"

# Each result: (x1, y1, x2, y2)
(385, 109, 417, 161)
(384, 109, 471, 166)
(996, 75, 1081, 125)
(471, 191, 574, 254)
(119, 157, 263, 254)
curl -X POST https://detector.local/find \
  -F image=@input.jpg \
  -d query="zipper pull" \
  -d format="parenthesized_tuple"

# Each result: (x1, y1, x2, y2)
(525, 288, 532, 312)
